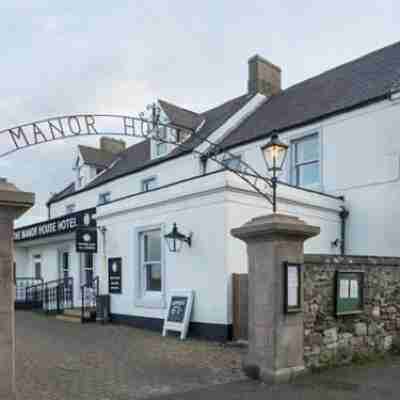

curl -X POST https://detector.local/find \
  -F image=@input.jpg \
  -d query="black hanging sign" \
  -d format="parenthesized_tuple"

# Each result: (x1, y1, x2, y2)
(108, 258, 122, 294)
(76, 227, 98, 253)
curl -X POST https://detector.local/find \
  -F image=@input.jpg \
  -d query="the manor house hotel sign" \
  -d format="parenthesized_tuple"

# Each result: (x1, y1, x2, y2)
(14, 208, 96, 242)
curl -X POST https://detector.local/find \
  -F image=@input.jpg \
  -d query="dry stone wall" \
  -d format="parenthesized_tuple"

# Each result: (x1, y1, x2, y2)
(304, 255, 400, 369)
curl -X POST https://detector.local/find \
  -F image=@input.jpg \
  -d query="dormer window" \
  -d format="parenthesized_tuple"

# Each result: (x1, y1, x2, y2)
(155, 128, 168, 157)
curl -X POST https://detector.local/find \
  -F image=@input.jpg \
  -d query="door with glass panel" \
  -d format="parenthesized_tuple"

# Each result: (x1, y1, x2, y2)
(81, 253, 94, 287)
(140, 229, 162, 293)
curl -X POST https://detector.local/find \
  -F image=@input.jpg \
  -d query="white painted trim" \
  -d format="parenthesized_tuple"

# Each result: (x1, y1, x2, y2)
(133, 223, 166, 309)
(196, 93, 267, 153)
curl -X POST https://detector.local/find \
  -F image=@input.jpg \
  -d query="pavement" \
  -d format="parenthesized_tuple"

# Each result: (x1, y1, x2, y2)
(16, 310, 244, 400)
(16, 311, 400, 400)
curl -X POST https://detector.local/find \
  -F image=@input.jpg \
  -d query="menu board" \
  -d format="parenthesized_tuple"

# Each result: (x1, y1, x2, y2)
(108, 258, 122, 294)
(163, 290, 194, 340)
(284, 262, 302, 313)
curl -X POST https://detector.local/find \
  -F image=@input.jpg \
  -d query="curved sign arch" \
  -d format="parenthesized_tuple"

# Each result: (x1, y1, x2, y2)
(0, 113, 274, 205)
(0, 113, 190, 158)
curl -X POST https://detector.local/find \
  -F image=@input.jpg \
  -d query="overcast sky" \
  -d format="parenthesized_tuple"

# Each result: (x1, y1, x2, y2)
(1, 1, 399, 226)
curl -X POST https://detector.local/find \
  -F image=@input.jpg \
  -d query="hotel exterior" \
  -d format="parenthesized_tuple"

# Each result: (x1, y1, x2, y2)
(14, 41, 400, 340)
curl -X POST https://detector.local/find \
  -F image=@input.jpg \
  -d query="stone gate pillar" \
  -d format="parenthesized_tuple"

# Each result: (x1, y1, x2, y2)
(0, 178, 34, 399)
(231, 214, 319, 383)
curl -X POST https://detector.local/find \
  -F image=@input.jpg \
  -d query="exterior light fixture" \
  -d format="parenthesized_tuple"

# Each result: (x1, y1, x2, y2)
(164, 223, 192, 253)
(261, 130, 289, 213)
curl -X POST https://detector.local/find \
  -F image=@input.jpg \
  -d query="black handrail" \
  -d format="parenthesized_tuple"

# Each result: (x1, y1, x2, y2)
(81, 276, 99, 323)
(26, 277, 74, 313)
(16, 277, 43, 303)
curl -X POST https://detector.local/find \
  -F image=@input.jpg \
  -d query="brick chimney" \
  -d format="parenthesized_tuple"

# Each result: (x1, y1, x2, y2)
(100, 137, 126, 154)
(248, 55, 281, 96)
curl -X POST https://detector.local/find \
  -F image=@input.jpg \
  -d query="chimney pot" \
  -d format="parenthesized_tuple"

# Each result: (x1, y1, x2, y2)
(248, 55, 281, 96)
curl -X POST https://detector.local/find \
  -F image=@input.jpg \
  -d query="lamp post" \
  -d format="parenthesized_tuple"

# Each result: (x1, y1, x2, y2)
(261, 131, 289, 213)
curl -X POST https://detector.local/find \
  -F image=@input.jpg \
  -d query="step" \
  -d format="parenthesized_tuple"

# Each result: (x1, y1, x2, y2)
(63, 308, 82, 318)
(56, 314, 81, 323)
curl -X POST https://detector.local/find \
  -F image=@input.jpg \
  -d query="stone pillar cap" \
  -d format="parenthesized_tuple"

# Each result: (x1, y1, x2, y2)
(0, 177, 35, 217)
(231, 213, 320, 242)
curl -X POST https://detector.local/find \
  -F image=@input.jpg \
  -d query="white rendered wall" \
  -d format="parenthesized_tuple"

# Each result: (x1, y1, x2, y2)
(206, 99, 400, 256)
(96, 171, 343, 326)
(15, 236, 86, 307)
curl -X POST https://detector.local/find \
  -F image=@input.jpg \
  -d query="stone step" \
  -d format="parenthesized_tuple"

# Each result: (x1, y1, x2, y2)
(56, 315, 81, 323)
(63, 308, 83, 318)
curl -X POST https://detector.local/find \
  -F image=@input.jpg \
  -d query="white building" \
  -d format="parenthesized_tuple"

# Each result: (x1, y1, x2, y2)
(15, 41, 400, 340)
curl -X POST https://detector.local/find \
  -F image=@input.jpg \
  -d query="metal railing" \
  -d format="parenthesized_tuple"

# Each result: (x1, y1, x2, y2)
(15, 277, 43, 303)
(25, 277, 74, 313)
(81, 276, 99, 323)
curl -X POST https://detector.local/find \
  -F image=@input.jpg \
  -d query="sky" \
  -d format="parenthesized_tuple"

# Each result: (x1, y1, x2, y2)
(0, 0, 399, 226)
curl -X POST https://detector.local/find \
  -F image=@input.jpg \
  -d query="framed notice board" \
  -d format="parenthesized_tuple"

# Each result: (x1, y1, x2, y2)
(336, 271, 364, 316)
(108, 258, 122, 294)
(284, 262, 302, 313)
(162, 290, 194, 340)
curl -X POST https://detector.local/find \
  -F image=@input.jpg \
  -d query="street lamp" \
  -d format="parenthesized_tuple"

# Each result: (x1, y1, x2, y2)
(261, 131, 289, 213)
(164, 223, 192, 253)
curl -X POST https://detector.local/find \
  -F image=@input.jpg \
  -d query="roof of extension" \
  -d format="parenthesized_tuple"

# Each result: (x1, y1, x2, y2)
(220, 40, 400, 149)
(78, 145, 117, 168)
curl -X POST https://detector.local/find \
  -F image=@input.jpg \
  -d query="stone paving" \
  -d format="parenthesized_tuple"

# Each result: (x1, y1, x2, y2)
(15, 311, 400, 400)
(155, 356, 400, 400)
(16, 311, 244, 400)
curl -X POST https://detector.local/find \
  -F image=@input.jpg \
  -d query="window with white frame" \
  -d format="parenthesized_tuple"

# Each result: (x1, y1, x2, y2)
(140, 229, 162, 292)
(292, 133, 320, 188)
(98, 191, 111, 205)
(65, 204, 75, 214)
(222, 154, 243, 171)
(155, 127, 168, 157)
(142, 177, 158, 192)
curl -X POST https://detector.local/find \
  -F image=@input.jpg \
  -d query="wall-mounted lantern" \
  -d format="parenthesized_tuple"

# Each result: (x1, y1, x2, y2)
(261, 131, 289, 213)
(164, 223, 192, 253)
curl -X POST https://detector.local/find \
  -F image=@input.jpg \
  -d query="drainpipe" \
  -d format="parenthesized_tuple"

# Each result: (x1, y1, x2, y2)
(339, 206, 349, 256)
(46, 203, 51, 220)
(200, 155, 208, 175)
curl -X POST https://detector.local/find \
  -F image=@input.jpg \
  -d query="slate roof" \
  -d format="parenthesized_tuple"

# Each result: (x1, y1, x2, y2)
(159, 99, 204, 131)
(47, 182, 75, 204)
(220, 40, 400, 149)
(48, 41, 400, 204)
(83, 94, 253, 190)
(78, 145, 117, 168)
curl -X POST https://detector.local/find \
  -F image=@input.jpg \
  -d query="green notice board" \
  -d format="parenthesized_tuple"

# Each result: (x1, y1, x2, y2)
(336, 271, 364, 316)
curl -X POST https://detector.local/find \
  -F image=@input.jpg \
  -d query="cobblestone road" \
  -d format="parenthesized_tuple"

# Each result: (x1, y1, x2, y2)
(16, 311, 244, 400)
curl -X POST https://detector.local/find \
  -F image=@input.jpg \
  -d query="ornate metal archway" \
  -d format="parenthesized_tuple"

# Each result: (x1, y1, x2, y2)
(0, 109, 274, 205)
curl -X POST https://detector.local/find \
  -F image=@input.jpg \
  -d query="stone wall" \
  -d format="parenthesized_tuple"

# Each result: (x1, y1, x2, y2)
(304, 255, 400, 369)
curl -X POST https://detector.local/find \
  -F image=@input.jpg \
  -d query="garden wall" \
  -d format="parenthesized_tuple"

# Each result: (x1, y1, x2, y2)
(303, 254, 400, 368)
(232, 255, 400, 368)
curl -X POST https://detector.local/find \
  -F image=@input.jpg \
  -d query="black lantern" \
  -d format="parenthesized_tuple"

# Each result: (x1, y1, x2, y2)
(164, 223, 192, 253)
(261, 131, 289, 213)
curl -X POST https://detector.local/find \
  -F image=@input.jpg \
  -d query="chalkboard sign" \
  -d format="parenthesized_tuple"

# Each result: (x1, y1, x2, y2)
(163, 290, 194, 340)
(167, 297, 188, 323)
(108, 258, 122, 294)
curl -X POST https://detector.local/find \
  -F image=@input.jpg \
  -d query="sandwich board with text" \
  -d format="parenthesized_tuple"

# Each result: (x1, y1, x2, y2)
(163, 290, 194, 340)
